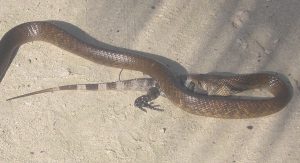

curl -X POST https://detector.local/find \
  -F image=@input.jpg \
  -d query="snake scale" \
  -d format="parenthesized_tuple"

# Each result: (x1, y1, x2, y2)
(0, 21, 292, 118)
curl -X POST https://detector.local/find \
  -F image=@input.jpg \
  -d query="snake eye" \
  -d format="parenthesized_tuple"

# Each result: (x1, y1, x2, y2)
(187, 81, 195, 91)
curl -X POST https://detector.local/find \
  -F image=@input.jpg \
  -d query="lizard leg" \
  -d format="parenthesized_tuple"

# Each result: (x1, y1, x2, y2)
(134, 87, 163, 112)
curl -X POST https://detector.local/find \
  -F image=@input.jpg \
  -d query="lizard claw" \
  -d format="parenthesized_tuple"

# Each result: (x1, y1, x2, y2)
(134, 95, 163, 112)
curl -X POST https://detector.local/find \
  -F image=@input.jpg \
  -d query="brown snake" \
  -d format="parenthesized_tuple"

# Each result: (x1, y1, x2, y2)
(0, 21, 292, 118)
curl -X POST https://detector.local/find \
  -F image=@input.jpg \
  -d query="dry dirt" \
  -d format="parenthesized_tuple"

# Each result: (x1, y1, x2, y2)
(0, 0, 299, 162)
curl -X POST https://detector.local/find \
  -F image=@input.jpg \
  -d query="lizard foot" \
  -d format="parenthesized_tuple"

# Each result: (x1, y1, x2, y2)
(134, 95, 163, 112)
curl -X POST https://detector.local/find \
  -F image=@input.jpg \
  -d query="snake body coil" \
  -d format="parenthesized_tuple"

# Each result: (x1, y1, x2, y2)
(0, 21, 292, 118)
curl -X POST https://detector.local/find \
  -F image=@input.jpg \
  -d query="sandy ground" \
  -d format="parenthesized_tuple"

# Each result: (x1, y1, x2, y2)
(0, 0, 299, 162)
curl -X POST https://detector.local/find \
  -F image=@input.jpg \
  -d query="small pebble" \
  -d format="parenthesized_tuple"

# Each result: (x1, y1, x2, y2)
(247, 125, 253, 130)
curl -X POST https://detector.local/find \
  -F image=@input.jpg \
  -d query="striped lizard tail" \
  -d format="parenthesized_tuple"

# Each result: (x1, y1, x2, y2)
(7, 78, 157, 101)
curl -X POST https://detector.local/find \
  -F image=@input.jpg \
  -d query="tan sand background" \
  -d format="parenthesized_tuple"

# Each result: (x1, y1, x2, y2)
(0, 0, 299, 162)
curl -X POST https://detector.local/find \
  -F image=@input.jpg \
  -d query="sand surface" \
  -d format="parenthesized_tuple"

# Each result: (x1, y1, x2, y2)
(0, 0, 299, 162)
